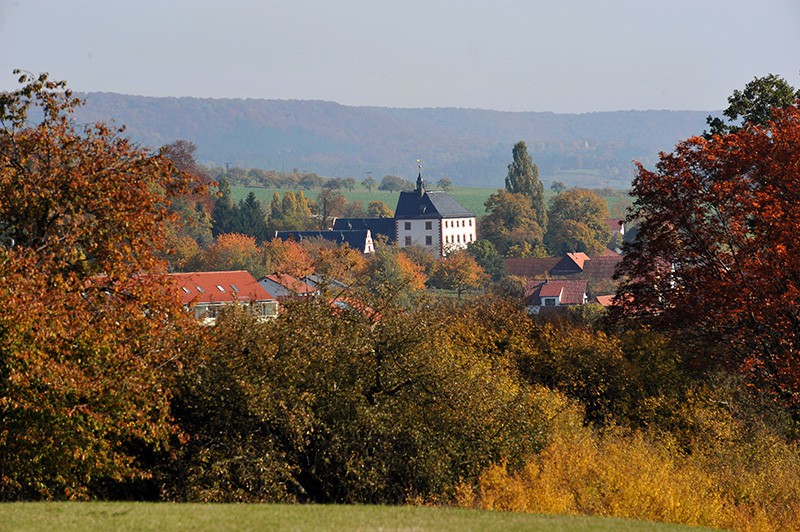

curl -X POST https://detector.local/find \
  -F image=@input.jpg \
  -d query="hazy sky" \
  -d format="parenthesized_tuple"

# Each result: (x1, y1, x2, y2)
(1, 0, 798, 113)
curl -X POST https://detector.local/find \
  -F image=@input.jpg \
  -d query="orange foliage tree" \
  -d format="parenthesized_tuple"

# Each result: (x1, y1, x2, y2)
(430, 250, 488, 299)
(0, 71, 201, 499)
(614, 103, 800, 404)
(203, 233, 262, 275)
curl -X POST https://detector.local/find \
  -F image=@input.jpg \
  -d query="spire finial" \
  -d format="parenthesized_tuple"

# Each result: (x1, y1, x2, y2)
(416, 159, 424, 195)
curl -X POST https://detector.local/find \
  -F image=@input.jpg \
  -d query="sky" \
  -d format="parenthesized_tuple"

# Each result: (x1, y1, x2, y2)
(1, 0, 798, 114)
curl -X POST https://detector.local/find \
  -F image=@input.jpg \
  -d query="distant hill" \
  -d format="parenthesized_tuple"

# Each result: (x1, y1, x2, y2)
(75, 93, 714, 189)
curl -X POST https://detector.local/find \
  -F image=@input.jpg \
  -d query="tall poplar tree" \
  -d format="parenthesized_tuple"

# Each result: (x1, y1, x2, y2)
(505, 141, 547, 230)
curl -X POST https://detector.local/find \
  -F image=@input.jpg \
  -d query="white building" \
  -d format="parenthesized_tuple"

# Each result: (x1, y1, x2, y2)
(394, 171, 476, 257)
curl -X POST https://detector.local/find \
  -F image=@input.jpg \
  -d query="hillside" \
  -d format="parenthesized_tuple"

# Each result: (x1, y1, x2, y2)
(75, 93, 713, 188)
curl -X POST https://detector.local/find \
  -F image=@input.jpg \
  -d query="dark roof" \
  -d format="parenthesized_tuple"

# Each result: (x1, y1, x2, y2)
(332, 217, 396, 243)
(394, 190, 473, 219)
(271, 230, 372, 252)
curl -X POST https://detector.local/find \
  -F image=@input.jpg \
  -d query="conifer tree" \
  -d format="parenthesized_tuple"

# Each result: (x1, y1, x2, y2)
(505, 141, 547, 230)
(211, 178, 239, 237)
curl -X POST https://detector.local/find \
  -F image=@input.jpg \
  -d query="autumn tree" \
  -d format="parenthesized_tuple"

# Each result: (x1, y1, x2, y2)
(203, 233, 262, 275)
(261, 238, 314, 279)
(436, 177, 453, 191)
(361, 241, 427, 305)
(505, 141, 546, 230)
(268, 190, 312, 231)
(378, 174, 412, 192)
(467, 239, 505, 281)
(614, 102, 800, 405)
(316, 188, 348, 229)
(545, 188, 609, 256)
(362, 175, 377, 191)
(479, 190, 544, 256)
(0, 71, 200, 499)
(367, 200, 393, 218)
(430, 250, 488, 299)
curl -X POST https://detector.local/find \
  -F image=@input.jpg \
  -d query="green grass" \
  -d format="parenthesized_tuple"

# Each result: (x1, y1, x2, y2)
(1, 502, 714, 532)
(229, 185, 632, 219)
(230, 185, 497, 216)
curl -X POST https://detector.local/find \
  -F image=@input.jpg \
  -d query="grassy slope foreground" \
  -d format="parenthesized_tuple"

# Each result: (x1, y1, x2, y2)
(1, 503, 713, 532)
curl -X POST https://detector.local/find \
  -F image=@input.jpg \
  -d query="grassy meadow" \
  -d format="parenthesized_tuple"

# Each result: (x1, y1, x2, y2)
(1, 502, 714, 532)
(230, 185, 633, 219)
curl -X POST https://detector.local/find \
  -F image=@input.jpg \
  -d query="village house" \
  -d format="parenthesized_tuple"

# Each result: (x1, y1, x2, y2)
(258, 273, 318, 301)
(524, 278, 589, 314)
(170, 270, 278, 325)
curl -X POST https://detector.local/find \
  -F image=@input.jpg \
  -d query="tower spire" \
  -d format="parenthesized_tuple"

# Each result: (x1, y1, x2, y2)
(416, 159, 424, 196)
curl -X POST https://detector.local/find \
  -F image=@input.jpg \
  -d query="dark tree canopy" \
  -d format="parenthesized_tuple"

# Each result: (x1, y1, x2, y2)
(705, 73, 800, 138)
(505, 141, 547, 230)
(545, 188, 609, 256)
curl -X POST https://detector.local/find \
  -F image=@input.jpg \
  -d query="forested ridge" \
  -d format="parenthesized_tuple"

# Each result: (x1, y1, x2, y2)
(74, 92, 711, 188)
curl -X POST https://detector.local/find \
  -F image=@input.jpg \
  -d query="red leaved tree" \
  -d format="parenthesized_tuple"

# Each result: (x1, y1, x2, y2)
(613, 103, 800, 403)
(0, 71, 202, 499)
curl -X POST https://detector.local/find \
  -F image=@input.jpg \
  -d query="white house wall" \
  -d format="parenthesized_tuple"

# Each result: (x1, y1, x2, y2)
(441, 217, 477, 255)
(395, 216, 477, 257)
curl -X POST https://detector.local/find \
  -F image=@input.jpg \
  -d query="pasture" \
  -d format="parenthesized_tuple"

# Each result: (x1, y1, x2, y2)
(1, 502, 712, 532)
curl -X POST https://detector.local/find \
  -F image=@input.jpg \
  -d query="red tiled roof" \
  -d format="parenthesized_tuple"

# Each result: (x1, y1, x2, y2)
(606, 218, 625, 233)
(525, 279, 588, 306)
(567, 252, 590, 269)
(596, 294, 616, 307)
(505, 257, 559, 277)
(170, 270, 275, 305)
(506, 253, 623, 285)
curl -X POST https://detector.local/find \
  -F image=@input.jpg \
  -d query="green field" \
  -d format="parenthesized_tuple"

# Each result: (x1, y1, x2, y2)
(0, 502, 713, 532)
(230, 186, 632, 219)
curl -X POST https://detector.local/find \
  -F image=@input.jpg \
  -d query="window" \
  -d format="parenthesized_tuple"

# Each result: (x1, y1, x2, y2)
(196, 286, 205, 293)
(425, 235, 432, 246)
(216, 285, 226, 292)
(425, 221, 432, 230)
(469, 219, 473, 226)
(543, 298, 557, 306)
(230, 284, 239, 292)
(404, 221, 411, 230)
(181, 287, 190, 294)
(405, 236, 412, 246)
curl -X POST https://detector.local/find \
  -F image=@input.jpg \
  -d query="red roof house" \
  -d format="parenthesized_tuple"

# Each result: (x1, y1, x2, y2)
(170, 270, 278, 324)
(524, 279, 589, 311)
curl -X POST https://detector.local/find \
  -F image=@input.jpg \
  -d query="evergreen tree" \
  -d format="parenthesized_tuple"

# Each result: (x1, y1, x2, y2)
(211, 178, 239, 237)
(238, 191, 269, 243)
(505, 141, 547, 230)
